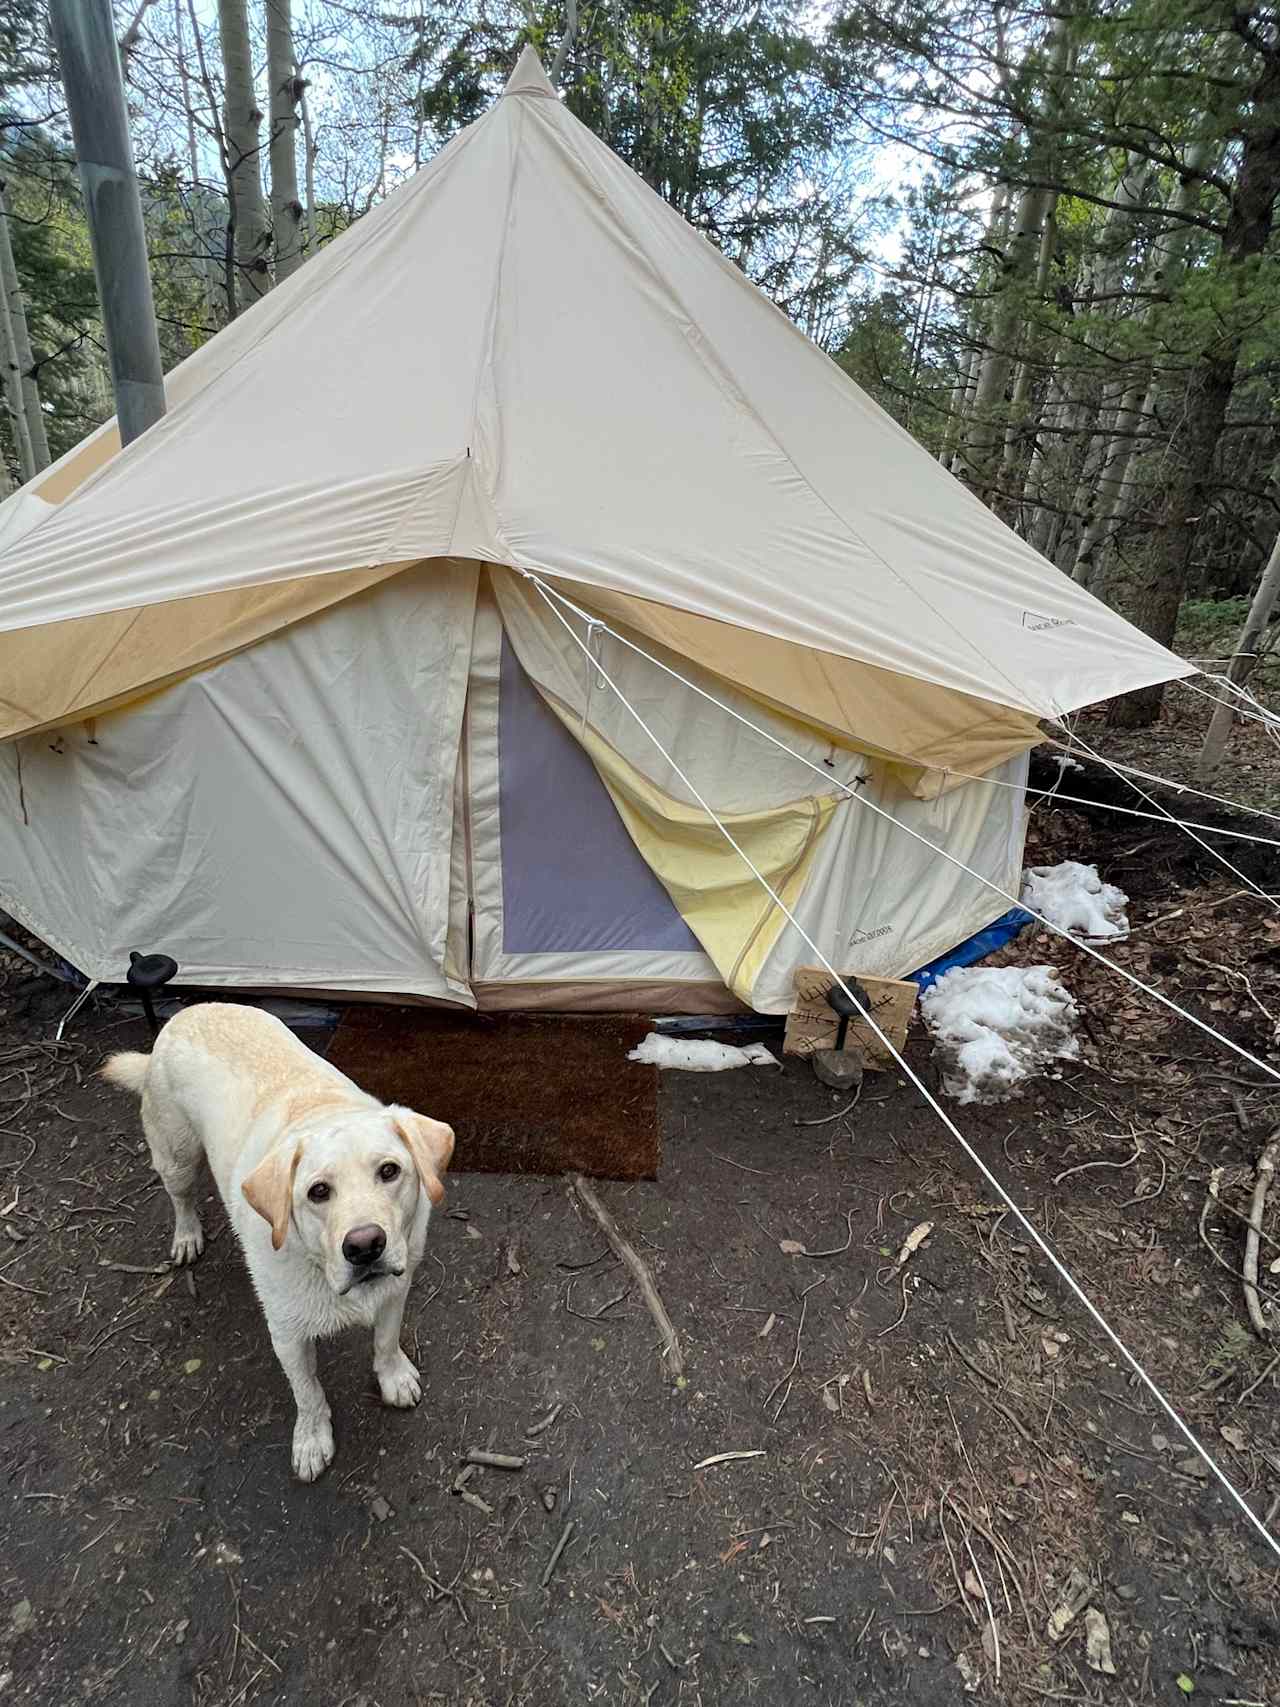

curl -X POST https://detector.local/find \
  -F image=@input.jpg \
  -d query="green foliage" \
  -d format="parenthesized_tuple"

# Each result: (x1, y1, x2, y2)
(1203, 1318, 1254, 1380)
(407, 0, 861, 334)
(3, 137, 103, 464)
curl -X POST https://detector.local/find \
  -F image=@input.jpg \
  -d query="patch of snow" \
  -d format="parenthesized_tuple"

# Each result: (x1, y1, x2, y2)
(921, 965, 1080, 1104)
(627, 1034, 779, 1071)
(1021, 860, 1129, 941)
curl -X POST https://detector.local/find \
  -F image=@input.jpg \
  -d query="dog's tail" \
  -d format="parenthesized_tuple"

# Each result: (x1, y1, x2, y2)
(100, 1051, 152, 1097)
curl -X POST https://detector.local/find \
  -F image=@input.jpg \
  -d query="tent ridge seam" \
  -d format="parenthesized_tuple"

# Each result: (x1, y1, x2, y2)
(527, 101, 1038, 715)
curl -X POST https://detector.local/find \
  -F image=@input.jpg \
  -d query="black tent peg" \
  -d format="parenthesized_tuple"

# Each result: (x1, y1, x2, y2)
(127, 951, 178, 1039)
(824, 976, 869, 1052)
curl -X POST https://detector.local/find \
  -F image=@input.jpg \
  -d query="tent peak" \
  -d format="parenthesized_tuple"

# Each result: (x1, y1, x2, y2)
(504, 44, 558, 98)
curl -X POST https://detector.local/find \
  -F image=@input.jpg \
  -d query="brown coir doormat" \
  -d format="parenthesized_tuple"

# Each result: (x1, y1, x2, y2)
(324, 1008, 660, 1181)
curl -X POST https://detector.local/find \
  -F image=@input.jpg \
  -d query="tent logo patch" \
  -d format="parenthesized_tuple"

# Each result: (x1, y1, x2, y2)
(849, 924, 893, 946)
(1021, 610, 1074, 632)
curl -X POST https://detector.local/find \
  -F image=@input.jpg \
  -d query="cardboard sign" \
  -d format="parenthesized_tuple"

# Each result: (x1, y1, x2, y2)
(783, 966, 917, 1070)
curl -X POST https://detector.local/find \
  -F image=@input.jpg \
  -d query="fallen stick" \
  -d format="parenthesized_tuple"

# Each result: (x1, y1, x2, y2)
(464, 1449, 526, 1471)
(570, 1174, 684, 1378)
(1243, 1136, 1278, 1338)
(540, 1519, 576, 1587)
(1234, 1350, 1280, 1409)
(693, 1450, 765, 1471)
(525, 1401, 563, 1439)
(763, 1274, 828, 1419)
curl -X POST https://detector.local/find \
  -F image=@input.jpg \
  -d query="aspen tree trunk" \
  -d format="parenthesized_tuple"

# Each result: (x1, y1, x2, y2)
(217, 0, 269, 304)
(1071, 146, 1214, 589)
(997, 201, 1058, 516)
(299, 72, 317, 251)
(0, 270, 35, 481)
(0, 184, 50, 471)
(173, 0, 221, 312)
(266, 0, 302, 280)
(958, 17, 1071, 498)
(939, 182, 1008, 470)
(1198, 516, 1280, 774)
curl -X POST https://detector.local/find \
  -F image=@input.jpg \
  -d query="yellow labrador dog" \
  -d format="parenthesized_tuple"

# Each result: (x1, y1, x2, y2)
(102, 1002, 454, 1482)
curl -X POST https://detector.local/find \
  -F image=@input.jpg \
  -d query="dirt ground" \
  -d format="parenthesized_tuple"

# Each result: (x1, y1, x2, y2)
(2, 764, 1279, 1707)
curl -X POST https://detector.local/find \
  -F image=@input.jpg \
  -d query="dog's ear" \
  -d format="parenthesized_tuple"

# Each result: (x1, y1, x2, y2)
(241, 1142, 303, 1250)
(392, 1110, 455, 1206)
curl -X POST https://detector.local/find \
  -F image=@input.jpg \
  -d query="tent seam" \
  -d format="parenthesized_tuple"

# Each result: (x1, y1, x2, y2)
(523, 99, 1039, 716)
(14, 121, 491, 541)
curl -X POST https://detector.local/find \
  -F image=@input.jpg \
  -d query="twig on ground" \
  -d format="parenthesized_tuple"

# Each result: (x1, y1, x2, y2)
(570, 1174, 684, 1378)
(707, 1150, 768, 1174)
(1234, 1352, 1280, 1409)
(540, 1519, 576, 1587)
(784, 1209, 857, 1259)
(399, 1545, 467, 1620)
(1001, 1293, 1018, 1344)
(693, 1450, 766, 1470)
(1053, 1148, 1140, 1187)
(963, 1530, 1001, 1683)
(1243, 1136, 1277, 1338)
(565, 1277, 628, 1321)
(464, 1449, 526, 1471)
(459, 1488, 494, 1516)
(525, 1401, 563, 1439)
(1199, 1166, 1280, 1311)
(875, 1272, 912, 1339)
(794, 1086, 863, 1127)
(763, 1274, 828, 1420)
(81, 1309, 148, 1358)
(938, 1491, 977, 1626)
(946, 1329, 999, 1388)
(1120, 1147, 1168, 1206)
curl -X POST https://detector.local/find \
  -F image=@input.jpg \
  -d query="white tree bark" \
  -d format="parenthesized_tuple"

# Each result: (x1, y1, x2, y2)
(940, 182, 1008, 470)
(217, 0, 269, 305)
(173, 0, 221, 313)
(549, 0, 579, 88)
(299, 70, 317, 256)
(266, 0, 302, 281)
(997, 201, 1059, 510)
(0, 248, 35, 480)
(0, 184, 50, 471)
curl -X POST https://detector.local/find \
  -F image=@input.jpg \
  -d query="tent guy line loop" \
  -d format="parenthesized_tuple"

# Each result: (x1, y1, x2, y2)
(523, 571, 1280, 1567)
(1178, 673, 1280, 736)
(523, 572, 1280, 1090)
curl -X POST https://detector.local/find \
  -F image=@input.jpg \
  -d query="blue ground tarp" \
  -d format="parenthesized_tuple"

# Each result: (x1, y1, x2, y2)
(656, 908, 1033, 1036)
(907, 908, 1032, 994)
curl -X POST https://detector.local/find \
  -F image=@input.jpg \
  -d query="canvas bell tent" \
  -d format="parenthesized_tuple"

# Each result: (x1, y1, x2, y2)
(0, 48, 1189, 1014)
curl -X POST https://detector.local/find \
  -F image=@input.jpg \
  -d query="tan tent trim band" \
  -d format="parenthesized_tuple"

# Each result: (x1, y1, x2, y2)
(1, 556, 1040, 791)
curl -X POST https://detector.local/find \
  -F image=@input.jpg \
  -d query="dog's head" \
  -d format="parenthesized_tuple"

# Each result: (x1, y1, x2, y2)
(241, 1105, 454, 1294)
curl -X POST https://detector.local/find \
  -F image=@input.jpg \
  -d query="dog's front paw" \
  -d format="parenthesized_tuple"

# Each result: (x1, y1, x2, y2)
(170, 1216, 204, 1266)
(376, 1351, 422, 1409)
(292, 1414, 335, 1482)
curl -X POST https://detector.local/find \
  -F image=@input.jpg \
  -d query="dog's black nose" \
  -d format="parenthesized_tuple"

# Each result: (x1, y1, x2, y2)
(342, 1224, 387, 1267)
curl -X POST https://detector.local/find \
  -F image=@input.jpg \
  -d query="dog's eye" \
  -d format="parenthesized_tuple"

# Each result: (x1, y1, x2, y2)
(307, 1182, 331, 1203)
(378, 1162, 400, 1183)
